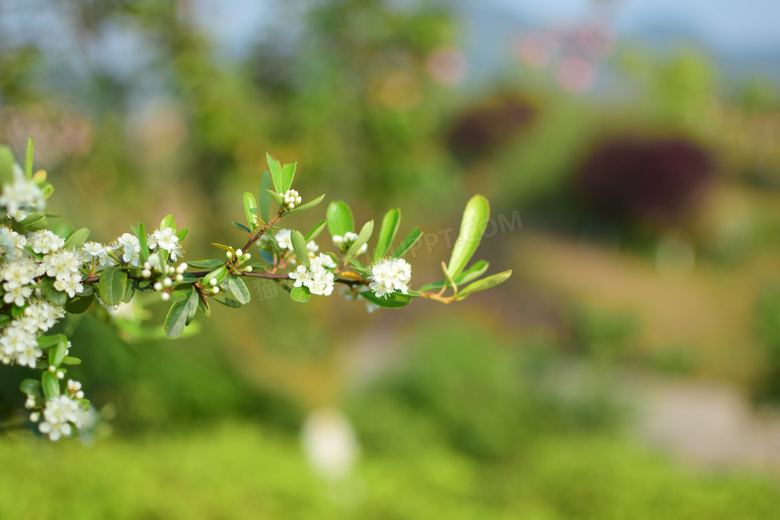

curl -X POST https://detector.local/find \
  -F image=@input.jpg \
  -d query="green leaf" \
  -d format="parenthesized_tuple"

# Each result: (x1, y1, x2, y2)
(304, 220, 327, 242)
(176, 228, 188, 242)
(243, 192, 258, 228)
(37, 334, 67, 349)
(13, 213, 47, 233)
(283, 193, 325, 216)
(62, 356, 82, 365)
(202, 265, 228, 286)
(99, 266, 128, 306)
(187, 259, 223, 269)
(447, 195, 490, 278)
(374, 208, 401, 261)
(64, 228, 90, 250)
(49, 339, 68, 367)
(281, 162, 296, 192)
(0, 145, 15, 186)
(326, 201, 354, 238)
(226, 275, 251, 305)
(346, 220, 374, 258)
(290, 286, 311, 303)
(290, 230, 311, 268)
(361, 291, 412, 308)
(40, 277, 67, 307)
(418, 260, 490, 292)
(42, 371, 60, 398)
(164, 285, 199, 338)
(160, 214, 176, 232)
(259, 170, 272, 221)
(24, 137, 33, 179)
(231, 221, 251, 233)
(393, 227, 422, 258)
(20, 379, 42, 398)
(136, 222, 150, 263)
(267, 153, 283, 193)
(266, 189, 285, 206)
(456, 270, 512, 300)
(213, 296, 241, 308)
(197, 296, 210, 317)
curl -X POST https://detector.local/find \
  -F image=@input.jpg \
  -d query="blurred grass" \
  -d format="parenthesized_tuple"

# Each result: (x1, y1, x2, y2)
(1, 422, 778, 520)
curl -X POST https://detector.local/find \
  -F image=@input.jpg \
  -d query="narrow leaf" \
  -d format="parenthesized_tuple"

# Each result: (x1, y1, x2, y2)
(374, 208, 401, 261)
(281, 162, 296, 192)
(186, 259, 224, 269)
(202, 265, 228, 286)
(231, 221, 251, 233)
(290, 230, 311, 268)
(65, 293, 94, 314)
(393, 227, 422, 258)
(304, 220, 326, 241)
(267, 153, 283, 193)
(447, 195, 490, 278)
(137, 222, 150, 263)
(346, 220, 374, 259)
(243, 192, 258, 228)
(283, 193, 325, 216)
(457, 270, 512, 299)
(266, 189, 285, 206)
(49, 340, 68, 367)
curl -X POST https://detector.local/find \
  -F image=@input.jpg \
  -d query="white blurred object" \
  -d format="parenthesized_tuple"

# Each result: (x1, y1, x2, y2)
(301, 408, 360, 481)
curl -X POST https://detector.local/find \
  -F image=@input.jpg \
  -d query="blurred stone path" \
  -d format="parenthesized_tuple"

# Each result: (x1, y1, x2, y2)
(632, 377, 780, 471)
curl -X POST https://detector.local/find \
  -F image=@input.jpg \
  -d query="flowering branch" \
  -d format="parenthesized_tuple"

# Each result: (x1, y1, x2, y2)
(0, 140, 511, 442)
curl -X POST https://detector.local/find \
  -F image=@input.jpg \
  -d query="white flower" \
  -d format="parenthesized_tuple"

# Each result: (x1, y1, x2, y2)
(0, 226, 27, 259)
(275, 229, 293, 250)
(53, 272, 84, 298)
(29, 229, 64, 255)
(40, 249, 83, 281)
(149, 227, 182, 260)
(112, 233, 141, 266)
(368, 257, 411, 298)
(2, 282, 33, 307)
(0, 320, 39, 366)
(0, 164, 45, 216)
(282, 189, 302, 209)
(332, 231, 367, 254)
(38, 394, 85, 441)
(22, 300, 65, 332)
(1, 255, 39, 286)
(288, 253, 336, 296)
(82, 241, 115, 268)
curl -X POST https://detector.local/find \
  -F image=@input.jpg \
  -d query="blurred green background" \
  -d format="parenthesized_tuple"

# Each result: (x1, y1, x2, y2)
(3, 0, 780, 517)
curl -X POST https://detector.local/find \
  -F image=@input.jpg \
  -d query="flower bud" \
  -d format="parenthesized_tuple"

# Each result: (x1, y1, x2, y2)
(56, 371, 64, 380)
(161, 292, 170, 302)
(209, 278, 217, 286)
(153, 282, 163, 291)
(175, 274, 184, 282)
(245, 266, 253, 272)
(163, 277, 172, 288)
(226, 251, 233, 259)
(236, 249, 243, 257)
(142, 269, 151, 278)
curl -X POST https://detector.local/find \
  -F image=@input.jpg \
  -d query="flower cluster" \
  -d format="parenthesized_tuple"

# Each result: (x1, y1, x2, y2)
(368, 258, 412, 298)
(281, 189, 302, 210)
(33, 391, 88, 441)
(289, 253, 337, 296)
(147, 227, 183, 261)
(0, 164, 45, 220)
(332, 232, 368, 255)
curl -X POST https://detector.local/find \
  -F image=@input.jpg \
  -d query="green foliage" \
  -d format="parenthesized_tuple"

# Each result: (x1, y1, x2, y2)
(98, 267, 128, 306)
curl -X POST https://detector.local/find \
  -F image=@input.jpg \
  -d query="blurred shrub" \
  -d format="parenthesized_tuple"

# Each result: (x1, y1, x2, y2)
(347, 321, 621, 461)
(575, 135, 714, 227)
(446, 93, 537, 163)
